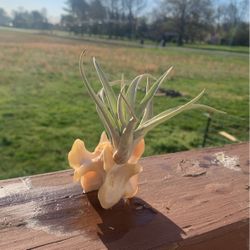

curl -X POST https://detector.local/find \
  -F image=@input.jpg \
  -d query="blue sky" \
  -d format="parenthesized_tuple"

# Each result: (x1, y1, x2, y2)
(0, 0, 66, 23)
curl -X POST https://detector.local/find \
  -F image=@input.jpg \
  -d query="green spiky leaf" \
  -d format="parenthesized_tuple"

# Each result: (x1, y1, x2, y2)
(79, 51, 225, 164)
(138, 67, 173, 116)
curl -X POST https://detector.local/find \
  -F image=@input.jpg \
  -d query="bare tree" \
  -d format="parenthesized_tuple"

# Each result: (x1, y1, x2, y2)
(215, 0, 249, 45)
(160, 0, 213, 45)
(64, 0, 89, 23)
(89, 0, 106, 21)
(218, 0, 249, 26)
(122, 0, 147, 38)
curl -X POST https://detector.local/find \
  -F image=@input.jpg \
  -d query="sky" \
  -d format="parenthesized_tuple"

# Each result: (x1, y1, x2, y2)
(0, 0, 230, 24)
(0, 0, 66, 23)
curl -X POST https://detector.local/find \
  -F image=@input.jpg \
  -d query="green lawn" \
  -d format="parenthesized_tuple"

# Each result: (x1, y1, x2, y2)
(0, 28, 248, 179)
(185, 43, 249, 54)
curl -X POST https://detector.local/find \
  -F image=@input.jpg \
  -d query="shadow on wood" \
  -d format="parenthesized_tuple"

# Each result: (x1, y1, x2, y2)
(86, 192, 185, 249)
(28, 190, 184, 249)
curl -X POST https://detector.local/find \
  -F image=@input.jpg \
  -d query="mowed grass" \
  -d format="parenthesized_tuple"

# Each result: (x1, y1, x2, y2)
(0, 29, 248, 179)
(185, 44, 249, 54)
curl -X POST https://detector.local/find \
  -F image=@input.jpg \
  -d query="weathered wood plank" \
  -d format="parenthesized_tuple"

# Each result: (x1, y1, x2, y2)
(0, 143, 249, 250)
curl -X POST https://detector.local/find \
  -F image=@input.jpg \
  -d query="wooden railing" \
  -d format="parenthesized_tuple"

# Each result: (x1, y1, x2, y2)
(0, 143, 249, 250)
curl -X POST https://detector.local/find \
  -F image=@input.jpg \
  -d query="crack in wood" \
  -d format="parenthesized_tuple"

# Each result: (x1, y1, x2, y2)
(26, 235, 79, 250)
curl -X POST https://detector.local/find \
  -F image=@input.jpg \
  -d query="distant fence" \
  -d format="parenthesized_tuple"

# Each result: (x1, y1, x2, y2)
(202, 113, 247, 147)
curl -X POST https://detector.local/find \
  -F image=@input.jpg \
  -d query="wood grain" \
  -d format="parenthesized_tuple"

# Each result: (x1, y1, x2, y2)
(0, 143, 249, 250)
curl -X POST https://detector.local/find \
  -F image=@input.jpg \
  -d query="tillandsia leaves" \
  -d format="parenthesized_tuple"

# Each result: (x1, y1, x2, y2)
(69, 50, 225, 209)
(137, 67, 173, 116)
(79, 50, 224, 164)
(140, 77, 154, 125)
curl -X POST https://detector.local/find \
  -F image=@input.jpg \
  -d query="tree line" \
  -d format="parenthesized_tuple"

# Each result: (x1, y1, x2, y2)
(0, 7, 51, 30)
(0, 0, 249, 46)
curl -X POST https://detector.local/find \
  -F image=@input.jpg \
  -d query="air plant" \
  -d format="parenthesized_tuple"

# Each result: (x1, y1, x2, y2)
(68, 50, 223, 209)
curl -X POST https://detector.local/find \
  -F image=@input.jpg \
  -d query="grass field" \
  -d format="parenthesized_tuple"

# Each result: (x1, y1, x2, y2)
(0, 28, 249, 179)
(185, 44, 249, 54)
